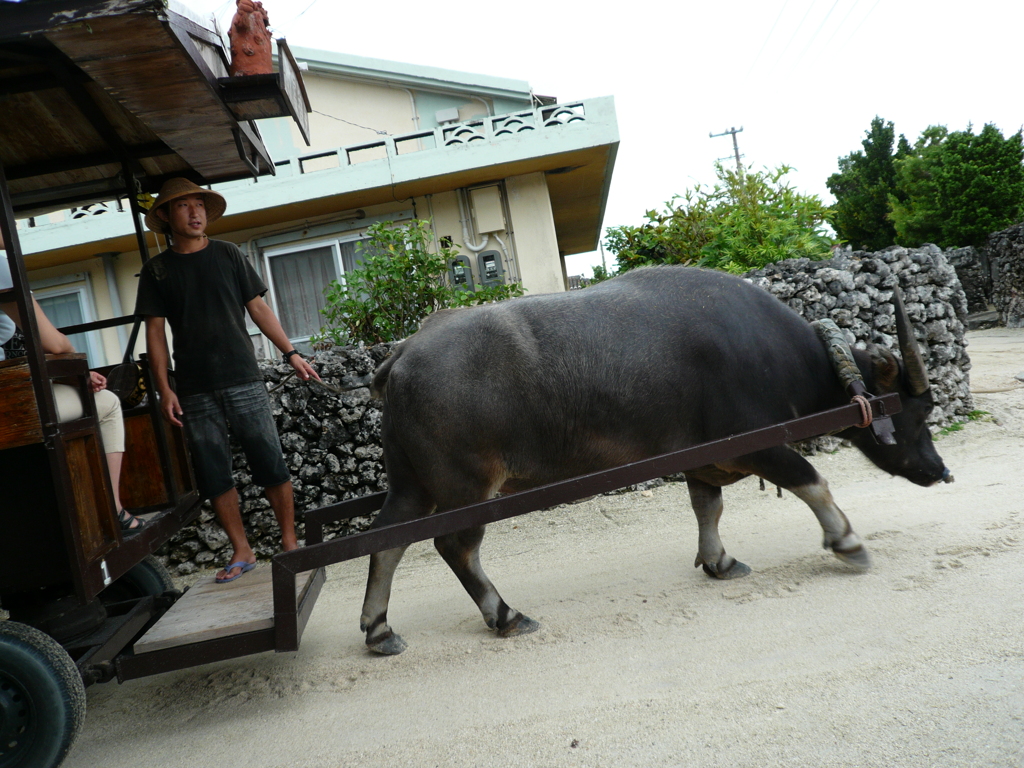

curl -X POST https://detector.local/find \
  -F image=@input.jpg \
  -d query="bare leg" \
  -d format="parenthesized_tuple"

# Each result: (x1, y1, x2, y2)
(106, 450, 147, 532)
(104, 451, 126, 518)
(686, 476, 751, 579)
(211, 487, 255, 581)
(264, 479, 298, 551)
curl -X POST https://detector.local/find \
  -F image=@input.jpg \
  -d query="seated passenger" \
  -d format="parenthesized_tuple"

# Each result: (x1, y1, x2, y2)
(0, 233, 142, 533)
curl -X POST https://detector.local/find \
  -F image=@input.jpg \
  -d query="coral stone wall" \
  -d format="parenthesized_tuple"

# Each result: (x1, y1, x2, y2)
(988, 223, 1024, 327)
(944, 246, 990, 314)
(745, 245, 972, 432)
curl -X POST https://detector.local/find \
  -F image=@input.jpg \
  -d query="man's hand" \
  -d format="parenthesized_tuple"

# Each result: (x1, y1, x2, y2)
(244, 297, 322, 382)
(159, 388, 184, 427)
(289, 353, 321, 382)
(88, 371, 107, 392)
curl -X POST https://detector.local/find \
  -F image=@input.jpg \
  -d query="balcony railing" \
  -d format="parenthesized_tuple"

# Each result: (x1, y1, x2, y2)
(263, 101, 590, 179)
(17, 99, 601, 235)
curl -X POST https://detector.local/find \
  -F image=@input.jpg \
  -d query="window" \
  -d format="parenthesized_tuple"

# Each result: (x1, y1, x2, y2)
(268, 244, 336, 341)
(36, 287, 101, 366)
(264, 234, 371, 349)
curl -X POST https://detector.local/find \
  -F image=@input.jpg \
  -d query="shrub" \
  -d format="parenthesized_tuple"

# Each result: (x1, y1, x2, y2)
(605, 164, 834, 275)
(315, 219, 523, 346)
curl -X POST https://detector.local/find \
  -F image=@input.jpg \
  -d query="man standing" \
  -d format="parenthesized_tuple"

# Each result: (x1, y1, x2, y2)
(135, 178, 319, 583)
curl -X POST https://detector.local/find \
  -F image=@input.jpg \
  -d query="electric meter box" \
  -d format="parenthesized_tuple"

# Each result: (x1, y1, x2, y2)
(449, 255, 475, 291)
(477, 250, 505, 287)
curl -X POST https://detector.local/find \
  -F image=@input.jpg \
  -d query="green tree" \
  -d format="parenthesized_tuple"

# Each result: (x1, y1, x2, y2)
(891, 123, 1024, 248)
(887, 125, 948, 246)
(315, 219, 523, 346)
(604, 164, 834, 275)
(826, 116, 910, 250)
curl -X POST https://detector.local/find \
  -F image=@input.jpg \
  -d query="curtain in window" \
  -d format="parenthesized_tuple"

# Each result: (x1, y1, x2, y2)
(338, 239, 371, 274)
(269, 245, 337, 340)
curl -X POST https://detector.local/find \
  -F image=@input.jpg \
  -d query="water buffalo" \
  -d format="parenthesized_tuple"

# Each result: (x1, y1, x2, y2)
(361, 265, 950, 654)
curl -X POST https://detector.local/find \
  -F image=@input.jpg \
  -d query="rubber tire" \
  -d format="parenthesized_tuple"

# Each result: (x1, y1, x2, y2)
(0, 620, 85, 768)
(99, 555, 176, 605)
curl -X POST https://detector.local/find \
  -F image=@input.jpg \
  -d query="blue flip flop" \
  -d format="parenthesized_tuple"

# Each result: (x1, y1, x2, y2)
(216, 560, 256, 583)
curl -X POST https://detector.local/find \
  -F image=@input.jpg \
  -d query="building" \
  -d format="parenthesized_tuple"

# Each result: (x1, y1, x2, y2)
(14, 44, 619, 364)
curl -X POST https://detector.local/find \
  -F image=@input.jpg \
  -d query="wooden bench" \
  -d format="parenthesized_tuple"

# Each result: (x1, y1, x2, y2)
(0, 354, 119, 591)
(0, 352, 199, 599)
(1, 355, 66, 449)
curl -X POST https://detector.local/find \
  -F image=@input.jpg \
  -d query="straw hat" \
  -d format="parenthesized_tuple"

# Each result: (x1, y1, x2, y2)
(145, 177, 227, 234)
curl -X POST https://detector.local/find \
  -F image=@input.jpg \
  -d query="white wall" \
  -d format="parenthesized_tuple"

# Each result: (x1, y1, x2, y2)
(504, 173, 564, 295)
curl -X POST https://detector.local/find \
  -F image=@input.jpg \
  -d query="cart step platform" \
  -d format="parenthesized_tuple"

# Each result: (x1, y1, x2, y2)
(134, 567, 317, 655)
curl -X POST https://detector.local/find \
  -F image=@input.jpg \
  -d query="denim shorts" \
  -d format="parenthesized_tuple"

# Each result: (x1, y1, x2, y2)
(180, 380, 290, 500)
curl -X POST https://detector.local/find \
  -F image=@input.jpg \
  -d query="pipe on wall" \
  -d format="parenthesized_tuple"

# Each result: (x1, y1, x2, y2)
(457, 188, 489, 254)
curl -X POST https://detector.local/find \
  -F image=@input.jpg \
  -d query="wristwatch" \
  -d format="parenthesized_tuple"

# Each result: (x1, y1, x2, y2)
(283, 349, 301, 363)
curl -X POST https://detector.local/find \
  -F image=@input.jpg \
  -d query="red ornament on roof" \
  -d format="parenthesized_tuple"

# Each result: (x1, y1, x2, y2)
(228, 0, 273, 77)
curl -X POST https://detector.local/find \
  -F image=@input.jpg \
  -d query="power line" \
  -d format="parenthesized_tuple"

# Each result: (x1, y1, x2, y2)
(311, 109, 390, 136)
(822, 0, 861, 49)
(746, 0, 792, 77)
(276, 0, 320, 36)
(841, 0, 883, 48)
(794, 0, 842, 65)
(773, 0, 818, 69)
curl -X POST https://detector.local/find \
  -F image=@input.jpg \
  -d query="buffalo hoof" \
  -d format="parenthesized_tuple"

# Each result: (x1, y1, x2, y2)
(701, 558, 752, 580)
(497, 612, 540, 638)
(833, 544, 872, 571)
(366, 630, 408, 655)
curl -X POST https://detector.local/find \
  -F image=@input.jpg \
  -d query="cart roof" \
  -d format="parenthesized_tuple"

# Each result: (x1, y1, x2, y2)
(0, 0, 275, 216)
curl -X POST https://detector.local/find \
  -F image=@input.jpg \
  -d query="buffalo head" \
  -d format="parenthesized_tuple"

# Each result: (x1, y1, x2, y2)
(847, 289, 953, 487)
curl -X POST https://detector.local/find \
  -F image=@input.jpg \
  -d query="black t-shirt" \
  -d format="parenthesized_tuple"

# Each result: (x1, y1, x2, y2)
(134, 239, 267, 395)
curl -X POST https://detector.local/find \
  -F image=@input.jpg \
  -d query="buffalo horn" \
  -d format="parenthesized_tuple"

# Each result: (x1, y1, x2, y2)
(892, 286, 930, 396)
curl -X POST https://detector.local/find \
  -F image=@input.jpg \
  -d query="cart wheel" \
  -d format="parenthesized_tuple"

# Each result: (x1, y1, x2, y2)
(0, 620, 85, 768)
(99, 555, 176, 604)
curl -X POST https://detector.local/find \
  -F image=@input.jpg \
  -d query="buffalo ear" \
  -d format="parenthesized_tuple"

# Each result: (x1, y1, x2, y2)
(866, 344, 900, 392)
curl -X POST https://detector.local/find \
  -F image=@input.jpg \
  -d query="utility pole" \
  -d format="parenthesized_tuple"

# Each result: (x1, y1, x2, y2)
(709, 126, 744, 173)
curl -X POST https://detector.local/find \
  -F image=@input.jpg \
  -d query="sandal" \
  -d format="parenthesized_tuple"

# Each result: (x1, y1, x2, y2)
(118, 508, 145, 535)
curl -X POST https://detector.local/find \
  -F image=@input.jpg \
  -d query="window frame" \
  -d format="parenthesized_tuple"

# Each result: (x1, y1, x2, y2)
(262, 231, 371, 347)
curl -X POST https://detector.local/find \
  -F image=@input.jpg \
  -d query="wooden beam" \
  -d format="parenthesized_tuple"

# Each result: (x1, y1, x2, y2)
(0, 0, 163, 41)
(0, 71, 60, 96)
(5, 141, 175, 181)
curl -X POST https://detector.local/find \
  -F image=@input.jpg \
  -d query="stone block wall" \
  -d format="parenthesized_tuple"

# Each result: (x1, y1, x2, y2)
(988, 223, 1024, 327)
(744, 244, 973, 433)
(944, 246, 990, 314)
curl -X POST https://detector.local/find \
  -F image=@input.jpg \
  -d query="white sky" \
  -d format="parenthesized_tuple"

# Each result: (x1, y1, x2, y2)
(184, 0, 1023, 276)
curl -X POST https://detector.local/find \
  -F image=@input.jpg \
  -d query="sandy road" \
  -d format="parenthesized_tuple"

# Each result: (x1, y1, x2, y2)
(65, 328, 1024, 768)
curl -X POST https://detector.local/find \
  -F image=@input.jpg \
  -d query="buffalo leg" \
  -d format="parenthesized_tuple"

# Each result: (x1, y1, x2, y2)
(686, 477, 752, 579)
(361, 544, 412, 655)
(729, 446, 871, 570)
(360, 474, 434, 655)
(786, 480, 870, 569)
(434, 526, 539, 638)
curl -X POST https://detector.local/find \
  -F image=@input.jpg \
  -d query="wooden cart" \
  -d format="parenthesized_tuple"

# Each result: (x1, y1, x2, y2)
(0, 4, 902, 768)
(0, 3, 309, 766)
